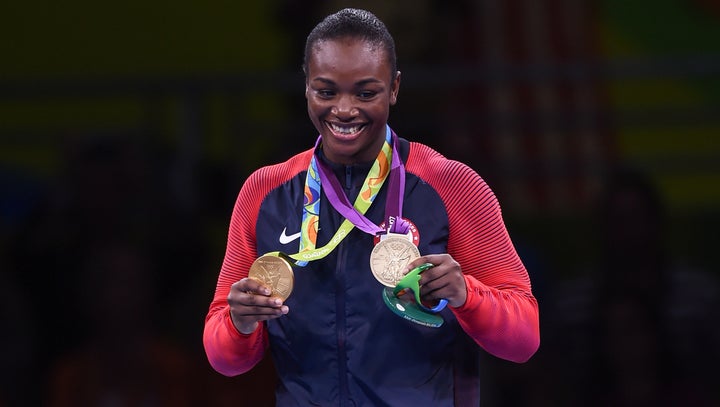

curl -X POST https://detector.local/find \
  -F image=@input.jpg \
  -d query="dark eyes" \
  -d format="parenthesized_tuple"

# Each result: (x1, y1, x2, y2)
(317, 89, 335, 98)
(314, 89, 378, 100)
(357, 91, 377, 99)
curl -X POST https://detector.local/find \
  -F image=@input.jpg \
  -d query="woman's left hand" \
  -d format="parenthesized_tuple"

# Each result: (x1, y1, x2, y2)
(405, 254, 468, 308)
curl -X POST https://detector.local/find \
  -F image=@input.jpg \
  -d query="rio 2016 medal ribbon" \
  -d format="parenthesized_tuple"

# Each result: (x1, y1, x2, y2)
(263, 125, 400, 269)
(370, 235, 420, 287)
(248, 254, 295, 301)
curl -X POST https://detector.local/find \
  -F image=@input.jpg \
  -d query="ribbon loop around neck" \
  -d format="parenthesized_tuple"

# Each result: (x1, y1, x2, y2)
(267, 125, 407, 266)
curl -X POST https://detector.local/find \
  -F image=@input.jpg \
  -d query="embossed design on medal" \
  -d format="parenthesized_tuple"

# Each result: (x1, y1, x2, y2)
(248, 255, 295, 300)
(370, 236, 421, 287)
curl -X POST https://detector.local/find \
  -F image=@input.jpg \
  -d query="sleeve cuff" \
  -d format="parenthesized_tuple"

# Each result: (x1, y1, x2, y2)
(451, 274, 485, 316)
(223, 306, 261, 341)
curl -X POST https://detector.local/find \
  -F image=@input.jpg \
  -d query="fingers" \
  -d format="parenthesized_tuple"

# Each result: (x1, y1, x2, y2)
(404, 254, 467, 308)
(229, 279, 288, 311)
(404, 254, 456, 280)
(228, 278, 290, 333)
(234, 277, 272, 297)
(229, 291, 289, 316)
(405, 254, 452, 273)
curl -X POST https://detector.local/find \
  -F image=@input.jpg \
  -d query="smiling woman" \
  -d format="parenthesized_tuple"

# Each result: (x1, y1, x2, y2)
(305, 37, 400, 165)
(203, 8, 539, 406)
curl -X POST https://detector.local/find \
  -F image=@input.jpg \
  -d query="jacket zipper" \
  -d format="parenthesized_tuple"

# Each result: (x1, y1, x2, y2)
(336, 164, 353, 405)
(335, 239, 349, 405)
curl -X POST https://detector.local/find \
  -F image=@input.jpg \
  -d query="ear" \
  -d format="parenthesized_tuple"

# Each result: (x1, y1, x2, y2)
(305, 83, 309, 99)
(390, 71, 401, 105)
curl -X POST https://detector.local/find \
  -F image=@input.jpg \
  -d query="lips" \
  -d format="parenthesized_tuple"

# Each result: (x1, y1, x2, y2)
(325, 122, 366, 139)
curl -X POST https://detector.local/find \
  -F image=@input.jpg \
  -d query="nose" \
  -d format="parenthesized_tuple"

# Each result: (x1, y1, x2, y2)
(331, 94, 358, 119)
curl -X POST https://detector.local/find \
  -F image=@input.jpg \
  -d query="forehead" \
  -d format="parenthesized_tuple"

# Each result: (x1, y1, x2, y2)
(307, 37, 391, 78)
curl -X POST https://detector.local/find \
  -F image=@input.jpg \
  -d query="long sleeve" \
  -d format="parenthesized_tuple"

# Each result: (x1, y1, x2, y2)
(203, 170, 268, 376)
(203, 150, 313, 376)
(203, 307, 267, 376)
(453, 275, 539, 363)
(408, 143, 540, 363)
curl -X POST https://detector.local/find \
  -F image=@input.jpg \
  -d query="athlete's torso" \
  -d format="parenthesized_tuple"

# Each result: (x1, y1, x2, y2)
(254, 138, 479, 406)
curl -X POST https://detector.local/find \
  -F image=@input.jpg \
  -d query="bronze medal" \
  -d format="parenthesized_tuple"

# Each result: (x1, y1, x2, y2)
(370, 235, 421, 287)
(248, 254, 295, 300)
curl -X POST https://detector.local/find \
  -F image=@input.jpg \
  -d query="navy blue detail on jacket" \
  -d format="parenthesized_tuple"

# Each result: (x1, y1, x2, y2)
(254, 138, 480, 406)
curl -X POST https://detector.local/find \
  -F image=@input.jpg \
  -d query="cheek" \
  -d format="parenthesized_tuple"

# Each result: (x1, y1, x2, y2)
(306, 101, 326, 129)
(306, 99, 323, 117)
(367, 103, 391, 120)
(307, 97, 333, 115)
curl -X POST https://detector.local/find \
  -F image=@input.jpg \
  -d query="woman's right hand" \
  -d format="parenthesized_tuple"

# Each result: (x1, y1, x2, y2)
(227, 277, 289, 334)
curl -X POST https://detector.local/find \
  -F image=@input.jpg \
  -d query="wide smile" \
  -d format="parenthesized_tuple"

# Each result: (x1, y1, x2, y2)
(325, 121, 366, 140)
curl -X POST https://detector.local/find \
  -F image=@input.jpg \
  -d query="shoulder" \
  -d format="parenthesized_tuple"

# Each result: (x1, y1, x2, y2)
(231, 148, 313, 224)
(243, 149, 313, 194)
(406, 142, 489, 191)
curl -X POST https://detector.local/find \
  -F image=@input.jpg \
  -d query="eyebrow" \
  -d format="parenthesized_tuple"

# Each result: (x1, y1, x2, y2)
(312, 77, 383, 86)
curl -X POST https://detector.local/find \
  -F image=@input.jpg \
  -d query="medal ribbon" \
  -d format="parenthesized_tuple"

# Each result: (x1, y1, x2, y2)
(268, 125, 405, 266)
(315, 126, 410, 237)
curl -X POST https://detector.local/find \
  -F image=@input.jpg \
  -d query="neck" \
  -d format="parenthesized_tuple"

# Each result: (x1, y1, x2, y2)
(321, 125, 389, 165)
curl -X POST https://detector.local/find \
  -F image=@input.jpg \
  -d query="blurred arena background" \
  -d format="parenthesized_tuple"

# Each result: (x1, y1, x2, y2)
(1, 1, 718, 406)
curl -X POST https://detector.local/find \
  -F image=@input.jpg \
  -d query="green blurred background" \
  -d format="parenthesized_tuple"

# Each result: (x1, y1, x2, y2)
(1, 0, 719, 406)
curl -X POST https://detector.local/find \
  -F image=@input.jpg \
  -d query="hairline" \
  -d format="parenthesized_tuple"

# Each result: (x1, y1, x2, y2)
(304, 36, 397, 82)
(302, 8, 398, 81)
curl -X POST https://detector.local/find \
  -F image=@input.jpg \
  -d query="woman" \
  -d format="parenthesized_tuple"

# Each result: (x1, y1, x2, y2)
(204, 8, 539, 406)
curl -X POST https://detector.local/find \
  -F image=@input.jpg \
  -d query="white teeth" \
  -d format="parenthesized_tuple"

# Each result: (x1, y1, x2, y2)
(329, 123, 362, 135)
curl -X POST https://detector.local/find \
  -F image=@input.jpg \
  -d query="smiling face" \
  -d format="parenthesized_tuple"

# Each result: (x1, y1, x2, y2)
(305, 37, 400, 165)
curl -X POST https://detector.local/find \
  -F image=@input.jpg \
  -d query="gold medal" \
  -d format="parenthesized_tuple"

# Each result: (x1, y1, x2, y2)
(248, 254, 295, 300)
(370, 235, 420, 287)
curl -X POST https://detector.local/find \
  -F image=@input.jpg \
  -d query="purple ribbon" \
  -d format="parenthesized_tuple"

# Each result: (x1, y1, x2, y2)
(314, 129, 410, 237)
